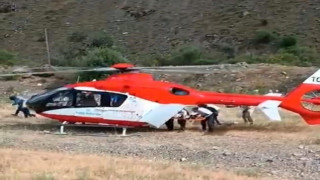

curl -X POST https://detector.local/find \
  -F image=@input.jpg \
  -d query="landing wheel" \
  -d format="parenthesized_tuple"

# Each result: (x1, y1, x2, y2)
(165, 119, 174, 131)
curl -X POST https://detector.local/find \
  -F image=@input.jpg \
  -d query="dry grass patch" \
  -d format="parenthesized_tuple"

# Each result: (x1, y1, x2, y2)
(0, 148, 272, 180)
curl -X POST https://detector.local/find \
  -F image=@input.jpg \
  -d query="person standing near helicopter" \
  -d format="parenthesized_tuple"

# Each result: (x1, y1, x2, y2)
(241, 105, 254, 125)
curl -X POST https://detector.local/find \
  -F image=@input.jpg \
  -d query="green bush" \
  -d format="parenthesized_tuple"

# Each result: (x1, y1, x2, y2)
(79, 47, 128, 66)
(164, 46, 202, 65)
(54, 31, 116, 67)
(0, 49, 17, 66)
(57, 43, 88, 64)
(172, 46, 201, 65)
(86, 31, 114, 48)
(254, 30, 277, 44)
(192, 59, 221, 65)
(279, 36, 297, 48)
(267, 52, 300, 65)
(279, 46, 320, 66)
(133, 53, 167, 66)
(77, 47, 129, 81)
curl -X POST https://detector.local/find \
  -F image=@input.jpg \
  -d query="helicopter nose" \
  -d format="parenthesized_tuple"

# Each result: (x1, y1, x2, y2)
(26, 94, 47, 113)
(26, 95, 38, 109)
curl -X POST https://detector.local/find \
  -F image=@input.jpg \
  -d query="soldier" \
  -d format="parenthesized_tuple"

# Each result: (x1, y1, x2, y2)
(241, 105, 253, 125)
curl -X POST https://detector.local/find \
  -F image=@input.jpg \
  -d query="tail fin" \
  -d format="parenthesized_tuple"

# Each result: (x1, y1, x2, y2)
(255, 93, 283, 121)
(281, 69, 320, 125)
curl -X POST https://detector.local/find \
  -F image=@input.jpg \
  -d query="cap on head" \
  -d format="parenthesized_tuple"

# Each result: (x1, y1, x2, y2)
(9, 95, 16, 100)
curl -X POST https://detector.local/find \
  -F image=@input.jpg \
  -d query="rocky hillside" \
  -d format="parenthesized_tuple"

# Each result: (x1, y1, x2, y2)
(1, 0, 320, 65)
(0, 63, 317, 101)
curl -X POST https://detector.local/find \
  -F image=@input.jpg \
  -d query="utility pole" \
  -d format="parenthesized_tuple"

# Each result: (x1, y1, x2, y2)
(44, 28, 51, 66)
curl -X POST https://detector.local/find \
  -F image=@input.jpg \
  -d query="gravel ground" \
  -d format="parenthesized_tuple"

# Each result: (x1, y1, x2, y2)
(1, 114, 320, 180)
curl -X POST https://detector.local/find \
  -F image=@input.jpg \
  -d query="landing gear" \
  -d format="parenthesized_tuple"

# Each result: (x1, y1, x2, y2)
(122, 127, 127, 136)
(58, 121, 129, 136)
(59, 121, 68, 134)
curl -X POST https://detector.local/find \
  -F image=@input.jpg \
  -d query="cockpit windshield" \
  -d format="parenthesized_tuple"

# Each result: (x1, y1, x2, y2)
(46, 90, 74, 107)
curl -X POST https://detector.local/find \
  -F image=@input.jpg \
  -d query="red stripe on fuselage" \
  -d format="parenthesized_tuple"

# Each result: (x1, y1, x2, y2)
(39, 113, 147, 127)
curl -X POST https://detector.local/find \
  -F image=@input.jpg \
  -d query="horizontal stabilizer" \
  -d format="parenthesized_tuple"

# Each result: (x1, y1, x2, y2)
(257, 100, 282, 121)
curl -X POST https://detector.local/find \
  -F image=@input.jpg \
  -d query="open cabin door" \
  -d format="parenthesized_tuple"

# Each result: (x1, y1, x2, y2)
(140, 104, 185, 128)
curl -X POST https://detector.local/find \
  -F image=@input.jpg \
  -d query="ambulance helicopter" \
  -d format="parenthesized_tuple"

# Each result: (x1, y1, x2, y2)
(2, 63, 320, 134)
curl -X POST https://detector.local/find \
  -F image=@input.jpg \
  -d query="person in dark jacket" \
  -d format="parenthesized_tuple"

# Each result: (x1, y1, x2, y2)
(9, 96, 35, 118)
(199, 104, 221, 125)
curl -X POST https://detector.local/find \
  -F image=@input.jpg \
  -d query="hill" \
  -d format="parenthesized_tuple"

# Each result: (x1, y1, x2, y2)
(1, 0, 320, 66)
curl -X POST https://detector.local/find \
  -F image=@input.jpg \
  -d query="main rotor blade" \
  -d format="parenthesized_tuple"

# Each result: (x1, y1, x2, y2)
(0, 64, 230, 77)
(0, 67, 117, 77)
(141, 69, 213, 74)
(138, 64, 224, 69)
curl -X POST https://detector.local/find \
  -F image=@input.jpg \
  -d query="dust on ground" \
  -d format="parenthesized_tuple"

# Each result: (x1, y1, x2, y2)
(1, 104, 320, 180)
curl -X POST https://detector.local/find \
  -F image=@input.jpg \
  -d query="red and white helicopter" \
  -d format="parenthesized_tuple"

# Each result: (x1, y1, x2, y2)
(2, 63, 320, 134)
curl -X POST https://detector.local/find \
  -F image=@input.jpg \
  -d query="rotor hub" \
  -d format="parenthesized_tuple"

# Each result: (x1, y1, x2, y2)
(111, 63, 135, 70)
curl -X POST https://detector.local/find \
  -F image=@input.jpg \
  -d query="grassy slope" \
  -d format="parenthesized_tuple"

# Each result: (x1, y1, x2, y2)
(0, 148, 274, 180)
(0, 0, 320, 64)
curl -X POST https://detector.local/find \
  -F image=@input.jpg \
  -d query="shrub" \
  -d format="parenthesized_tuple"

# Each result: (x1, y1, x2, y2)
(192, 59, 221, 65)
(166, 46, 202, 65)
(134, 53, 167, 66)
(260, 19, 268, 26)
(0, 49, 17, 66)
(279, 35, 297, 48)
(221, 45, 236, 58)
(57, 43, 88, 65)
(77, 47, 129, 81)
(85, 31, 114, 48)
(279, 46, 320, 66)
(254, 30, 277, 44)
(267, 52, 300, 65)
(79, 47, 128, 67)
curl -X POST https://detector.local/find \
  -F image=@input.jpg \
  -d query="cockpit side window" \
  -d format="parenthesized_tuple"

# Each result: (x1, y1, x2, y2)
(45, 90, 74, 107)
(170, 87, 189, 96)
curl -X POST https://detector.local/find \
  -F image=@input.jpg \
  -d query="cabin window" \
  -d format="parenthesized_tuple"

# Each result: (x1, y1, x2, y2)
(108, 92, 127, 107)
(75, 90, 127, 107)
(76, 91, 101, 107)
(170, 87, 189, 96)
(45, 90, 74, 107)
